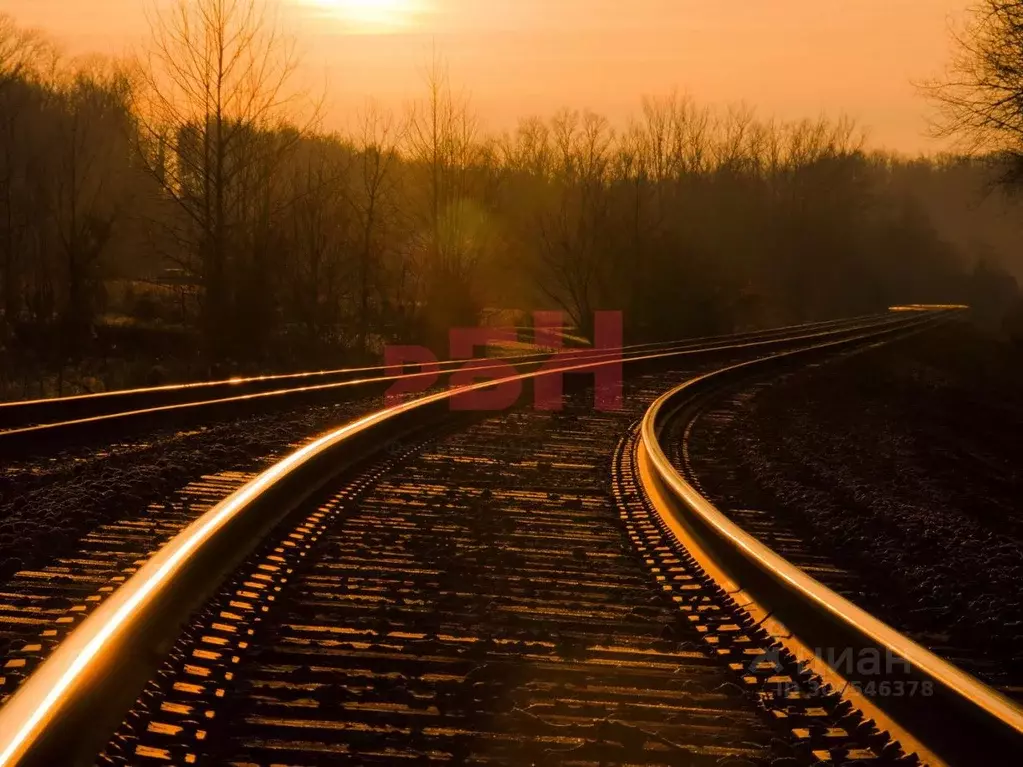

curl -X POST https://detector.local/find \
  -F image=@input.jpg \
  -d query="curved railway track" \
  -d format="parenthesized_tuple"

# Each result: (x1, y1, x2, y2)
(0, 316, 885, 457)
(0, 319, 905, 693)
(0, 328, 585, 431)
(666, 343, 1023, 699)
(98, 379, 779, 767)
(3, 310, 1018, 767)
(635, 321, 1023, 767)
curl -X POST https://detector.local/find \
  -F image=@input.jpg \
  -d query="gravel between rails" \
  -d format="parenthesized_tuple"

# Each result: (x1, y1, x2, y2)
(0, 393, 421, 702)
(99, 370, 895, 767)
(0, 352, 739, 700)
(684, 319, 1023, 697)
(0, 394, 393, 589)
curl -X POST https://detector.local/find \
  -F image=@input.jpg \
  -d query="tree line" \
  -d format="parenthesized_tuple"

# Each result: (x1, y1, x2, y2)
(0, 1, 1018, 397)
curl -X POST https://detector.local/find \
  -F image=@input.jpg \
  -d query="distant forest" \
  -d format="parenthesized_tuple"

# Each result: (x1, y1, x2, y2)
(0, 5, 1020, 398)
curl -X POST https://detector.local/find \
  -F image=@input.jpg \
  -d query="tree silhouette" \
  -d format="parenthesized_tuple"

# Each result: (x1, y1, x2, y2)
(0, 9, 1014, 398)
(132, 0, 310, 361)
(926, 1, 1023, 187)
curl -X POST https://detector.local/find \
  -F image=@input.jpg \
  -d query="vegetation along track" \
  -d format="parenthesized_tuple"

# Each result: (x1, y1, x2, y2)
(4, 311, 1001, 767)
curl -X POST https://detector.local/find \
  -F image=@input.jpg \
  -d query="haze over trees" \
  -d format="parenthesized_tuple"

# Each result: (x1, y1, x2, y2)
(0, 1, 1019, 398)
(924, 0, 1023, 328)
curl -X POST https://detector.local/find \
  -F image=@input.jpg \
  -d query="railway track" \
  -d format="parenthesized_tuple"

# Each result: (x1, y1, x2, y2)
(0, 327, 584, 431)
(4, 310, 1018, 766)
(668, 332, 1023, 700)
(0, 316, 884, 457)
(0, 319, 902, 696)
(635, 321, 1023, 766)
(99, 378, 780, 766)
(0, 393, 413, 671)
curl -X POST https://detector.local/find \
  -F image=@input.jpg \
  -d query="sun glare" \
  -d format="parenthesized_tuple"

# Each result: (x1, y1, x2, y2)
(302, 0, 422, 32)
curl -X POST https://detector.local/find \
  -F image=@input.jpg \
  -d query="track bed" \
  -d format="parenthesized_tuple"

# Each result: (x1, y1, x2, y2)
(679, 320, 1023, 700)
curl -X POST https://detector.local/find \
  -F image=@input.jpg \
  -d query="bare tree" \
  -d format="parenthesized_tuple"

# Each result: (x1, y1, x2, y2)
(0, 15, 54, 339)
(502, 116, 554, 178)
(132, 0, 309, 359)
(637, 91, 711, 181)
(281, 134, 352, 353)
(0, 14, 50, 79)
(350, 101, 404, 352)
(47, 62, 135, 346)
(405, 54, 494, 342)
(533, 109, 614, 339)
(926, 1, 1023, 185)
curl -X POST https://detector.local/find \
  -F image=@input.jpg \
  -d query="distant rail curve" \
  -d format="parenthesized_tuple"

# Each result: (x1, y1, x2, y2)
(0, 316, 878, 455)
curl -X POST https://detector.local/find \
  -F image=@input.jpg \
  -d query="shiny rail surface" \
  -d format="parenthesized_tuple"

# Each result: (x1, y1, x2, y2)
(0, 312, 931, 767)
(0, 344, 679, 458)
(0, 325, 582, 422)
(637, 311, 1023, 766)
(0, 315, 880, 438)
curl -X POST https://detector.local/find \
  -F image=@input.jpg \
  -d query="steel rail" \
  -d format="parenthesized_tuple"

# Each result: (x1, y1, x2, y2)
(0, 315, 898, 454)
(637, 310, 1023, 766)
(0, 314, 880, 431)
(0, 312, 926, 767)
(0, 340, 704, 456)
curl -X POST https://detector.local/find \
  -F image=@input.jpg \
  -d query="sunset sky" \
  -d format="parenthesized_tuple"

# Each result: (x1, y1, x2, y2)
(0, 0, 971, 153)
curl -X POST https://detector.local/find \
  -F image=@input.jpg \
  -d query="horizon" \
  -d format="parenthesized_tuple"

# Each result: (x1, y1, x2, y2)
(0, 0, 971, 155)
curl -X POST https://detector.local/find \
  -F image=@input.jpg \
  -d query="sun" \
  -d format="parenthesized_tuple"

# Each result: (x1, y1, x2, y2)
(302, 0, 421, 32)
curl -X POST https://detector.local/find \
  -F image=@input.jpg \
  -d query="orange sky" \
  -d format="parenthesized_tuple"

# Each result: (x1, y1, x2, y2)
(0, 0, 971, 153)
